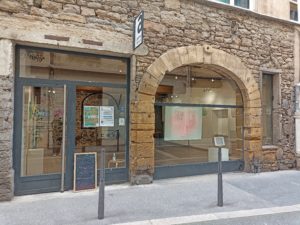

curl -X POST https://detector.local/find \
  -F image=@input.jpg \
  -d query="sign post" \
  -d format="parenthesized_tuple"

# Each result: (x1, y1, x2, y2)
(213, 136, 225, 207)
(98, 148, 105, 220)
(133, 11, 144, 50)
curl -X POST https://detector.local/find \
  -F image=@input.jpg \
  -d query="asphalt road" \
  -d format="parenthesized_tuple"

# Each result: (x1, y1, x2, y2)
(186, 211, 300, 225)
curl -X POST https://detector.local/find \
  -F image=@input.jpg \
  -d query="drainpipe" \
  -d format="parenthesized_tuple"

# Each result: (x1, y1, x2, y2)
(294, 83, 300, 169)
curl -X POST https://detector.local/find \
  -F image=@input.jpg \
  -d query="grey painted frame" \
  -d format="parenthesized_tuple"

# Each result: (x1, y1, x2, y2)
(13, 45, 131, 195)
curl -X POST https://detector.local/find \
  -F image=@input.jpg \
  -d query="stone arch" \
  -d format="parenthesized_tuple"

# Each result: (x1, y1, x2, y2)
(130, 45, 262, 183)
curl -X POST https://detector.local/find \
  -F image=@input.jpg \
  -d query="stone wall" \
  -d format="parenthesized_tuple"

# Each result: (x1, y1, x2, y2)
(0, 39, 14, 201)
(0, 0, 297, 197)
(132, 0, 296, 176)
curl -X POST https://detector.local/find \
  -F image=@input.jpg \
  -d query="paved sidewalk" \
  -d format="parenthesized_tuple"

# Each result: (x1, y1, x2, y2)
(1, 170, 300, 225)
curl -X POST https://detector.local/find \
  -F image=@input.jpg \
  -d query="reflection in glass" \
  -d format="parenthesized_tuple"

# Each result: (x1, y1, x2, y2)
(19, 49, 127, 84)
(262, 74, 273, 145)
(75, 86, 126, 169)
(21, 86, 64, 176)
(155, 106, 243, 166)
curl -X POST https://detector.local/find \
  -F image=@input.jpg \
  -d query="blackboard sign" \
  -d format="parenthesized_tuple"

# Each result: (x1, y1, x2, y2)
(74, 153, 97, 192)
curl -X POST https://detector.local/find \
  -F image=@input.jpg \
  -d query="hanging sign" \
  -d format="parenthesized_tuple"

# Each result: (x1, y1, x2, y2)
(100, 106, 114, 127)
(133, 11, 144, 50)
(83, 106, 100, 128)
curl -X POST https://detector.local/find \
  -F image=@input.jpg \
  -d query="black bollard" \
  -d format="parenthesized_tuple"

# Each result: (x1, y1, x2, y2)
(217, 147, 223, 207)
(98, 148, 105, 219)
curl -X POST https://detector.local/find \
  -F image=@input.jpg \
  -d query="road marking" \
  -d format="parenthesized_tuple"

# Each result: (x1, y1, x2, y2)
(113, 204, 300, 225)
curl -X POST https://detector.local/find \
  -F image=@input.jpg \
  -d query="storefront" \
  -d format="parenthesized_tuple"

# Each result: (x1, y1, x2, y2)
(13, 46, 130, 195)
(0, 0, 298, 200)
(154, 65, 244, 179)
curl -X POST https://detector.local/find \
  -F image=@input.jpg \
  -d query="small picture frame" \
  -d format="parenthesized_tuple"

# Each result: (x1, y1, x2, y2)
(214, 136, 225, 147)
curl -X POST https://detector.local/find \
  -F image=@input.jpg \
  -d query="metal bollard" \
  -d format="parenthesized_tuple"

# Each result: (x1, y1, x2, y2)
(217, 147, 223, 207)
(98, 148, 105, 219)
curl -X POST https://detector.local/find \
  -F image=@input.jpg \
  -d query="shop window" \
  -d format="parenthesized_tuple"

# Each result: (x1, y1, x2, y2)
(290, 1, 299, 21)
(155, 66, 244, 167)
(19, 49, 127, 84)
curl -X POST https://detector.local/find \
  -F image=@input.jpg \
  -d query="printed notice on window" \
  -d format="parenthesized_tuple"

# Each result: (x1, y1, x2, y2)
(83, 106, 100, 128)
(100, 106, 114, 127)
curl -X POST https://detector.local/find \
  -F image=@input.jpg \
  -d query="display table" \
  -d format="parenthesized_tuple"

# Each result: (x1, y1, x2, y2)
(208, 147, 229, 162)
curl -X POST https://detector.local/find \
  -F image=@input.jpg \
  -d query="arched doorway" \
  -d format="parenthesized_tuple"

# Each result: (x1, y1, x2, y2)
(130, 45, 262, 183)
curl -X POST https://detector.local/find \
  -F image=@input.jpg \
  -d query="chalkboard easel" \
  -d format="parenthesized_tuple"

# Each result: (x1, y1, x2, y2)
(73, 152, 97, 192)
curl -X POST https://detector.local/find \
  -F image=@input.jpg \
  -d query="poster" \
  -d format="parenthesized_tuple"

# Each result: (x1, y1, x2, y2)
(164, 106, 202, 141)
(83, 106, 100, 128)
(100, 106, 114, 127)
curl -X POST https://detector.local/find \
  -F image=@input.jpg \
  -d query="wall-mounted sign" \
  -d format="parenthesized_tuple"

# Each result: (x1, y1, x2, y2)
(73, 153, 97, 192)
(83, 106, 100, 128)
(133, 11, 144, 50)
(100, 106, 114, 127)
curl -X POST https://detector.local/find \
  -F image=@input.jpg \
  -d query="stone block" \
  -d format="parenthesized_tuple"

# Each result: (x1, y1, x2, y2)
(56, 13, 86, 23)
(244, 127, 262, 140)
(131, 112, 155, 124)
(131, 123, 155, 130)
(136, 93, 155, 102)
(81, 7, 95, 16)
(131, 143, 154, 159)
(131, 101, 154, 113)
(138, 75, 159, 95)
(146, 58, 168, 82)
(244, 115, 261, 127)
(244, 140, 262, 153)
(136, 157, 154, 170)
(144, 21, 167, 34)
(0, 170, 14, 201)
(0, 0, 24, 13)
(244, 107, 262, 117)
(0, 39, 13, 77)
(63, 4, 80, 14)
(177, 46, 189, 66)
(41, 0, 62, 13)
(130, 174, 153, 185)
(160, 49, 182, 72)
(165, 0, 180, 9)
(55, 0, 76, 3)
(161, 11, 186, 28)
(30, 7, 52, 18)
(131, 130, 154, 143)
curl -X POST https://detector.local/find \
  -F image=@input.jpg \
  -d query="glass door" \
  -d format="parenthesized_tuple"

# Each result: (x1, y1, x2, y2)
(74, 85, 128, 184)
(14, 83, 70, 195)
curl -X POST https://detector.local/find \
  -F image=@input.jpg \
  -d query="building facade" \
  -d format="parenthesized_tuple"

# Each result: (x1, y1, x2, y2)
(0, 0, 299, 201)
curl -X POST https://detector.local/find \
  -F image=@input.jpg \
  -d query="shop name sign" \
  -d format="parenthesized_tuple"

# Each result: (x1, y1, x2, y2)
(133, 11, 144, 50)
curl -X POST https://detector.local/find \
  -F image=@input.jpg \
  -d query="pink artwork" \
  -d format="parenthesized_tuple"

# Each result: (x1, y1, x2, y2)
(164, 107, 202, 141)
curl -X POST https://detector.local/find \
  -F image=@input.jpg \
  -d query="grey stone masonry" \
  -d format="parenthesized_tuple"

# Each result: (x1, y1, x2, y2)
(0, 39, 14, 201)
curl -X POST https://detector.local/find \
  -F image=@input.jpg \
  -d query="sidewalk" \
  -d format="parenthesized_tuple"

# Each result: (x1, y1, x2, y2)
(1, 170, 300, 225)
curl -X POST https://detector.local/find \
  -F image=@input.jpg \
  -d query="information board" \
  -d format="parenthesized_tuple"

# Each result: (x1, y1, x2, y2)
(73, 153, 97, 192)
